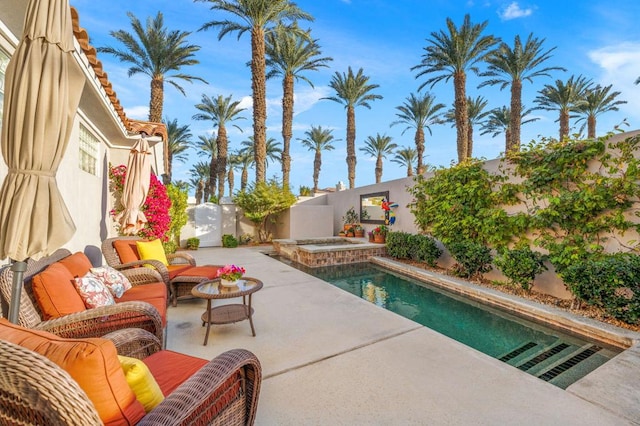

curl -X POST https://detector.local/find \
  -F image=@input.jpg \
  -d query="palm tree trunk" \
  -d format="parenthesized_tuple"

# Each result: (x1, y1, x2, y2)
(588, 115, 596, 139)
(346, 105, 356, 188)
(467, 124, 474, 159)
(228, 167, 234, 196)
(195, 180, 204, 205)
(559, 110, 569, 141)
(375, 156, 382, 183)
(407, 163, 413, 177)
(217, 125, 228, 200)
(208, 157, 217, 201)
(505, 128, 511, 154)
(509, 79, 522, 153)
(150, 76, 168, 173)
(453, 71, 469, 162)
(251, 27, 267, 183)
(241, 166, 248, 191)
(167, 152, 173, 183)
(415, 127, 425, 174)
(313, 150, 321, 194)
(281, 74, 294, 190)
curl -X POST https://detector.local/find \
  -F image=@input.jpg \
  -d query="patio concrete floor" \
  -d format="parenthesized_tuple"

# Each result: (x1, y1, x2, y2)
(166, 246, 640, 425)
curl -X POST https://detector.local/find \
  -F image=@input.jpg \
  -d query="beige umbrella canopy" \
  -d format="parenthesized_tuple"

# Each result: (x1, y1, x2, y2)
(0, 0, 84, 322)
(116, 135, 151, 235)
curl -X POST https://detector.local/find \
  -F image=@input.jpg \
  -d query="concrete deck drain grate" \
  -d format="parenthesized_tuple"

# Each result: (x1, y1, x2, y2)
(517, 343, 570, 371)
(499, 342, 538, 362)
(538, 346, 602, 382)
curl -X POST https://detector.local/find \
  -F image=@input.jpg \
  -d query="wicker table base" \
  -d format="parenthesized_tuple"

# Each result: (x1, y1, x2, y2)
(201, 304, 254, 326)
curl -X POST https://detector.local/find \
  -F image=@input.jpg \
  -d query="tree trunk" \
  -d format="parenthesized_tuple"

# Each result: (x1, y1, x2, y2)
(228, 167, 234, 196)
(281, 74, 294, 190)
(346, 105, 356, 188)
(166, 151, 173, 183)
(195, 179, 204, 205)
(453, 71, 468, 162)
(217, 124, 228, 200)
(208, 156, 217, 201)
(505, 128, 511, 155)
(241, 166, 248, 191)
(313, 150, 321, 194)
(559, 110, 569, 141)
(407, 163, 413, 177)
(149, 76, 168, 174)
(375, 156, 382, 183)
(588, 115, 596, 139)
(509, 79, 522, 153)
(415, 127, 425, 174)
(467, 124, 474, 159)
(251, 27, 267, 183)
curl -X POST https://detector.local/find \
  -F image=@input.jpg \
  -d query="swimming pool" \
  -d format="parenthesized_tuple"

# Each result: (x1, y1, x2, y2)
(278, 258, 623, 389)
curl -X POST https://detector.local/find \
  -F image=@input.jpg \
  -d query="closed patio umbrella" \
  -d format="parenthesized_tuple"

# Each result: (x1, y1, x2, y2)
(115, 134, 151, 235)
(0, 0, 84, 322)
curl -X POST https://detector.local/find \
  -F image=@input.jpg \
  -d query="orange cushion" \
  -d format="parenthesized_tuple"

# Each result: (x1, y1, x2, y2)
(113, 240, 140, 264)
(116, 283, 168, 326)
(143, 350, 208, 396)
(32, 263, 86, 319)
(171, 265, 218, 281)
(167, 264, 192, 280)
(0, 318, 146, 425)
(58, 251, 93, 277)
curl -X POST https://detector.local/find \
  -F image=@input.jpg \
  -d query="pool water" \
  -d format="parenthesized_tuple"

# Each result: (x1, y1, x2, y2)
(280, 259, 622, 389)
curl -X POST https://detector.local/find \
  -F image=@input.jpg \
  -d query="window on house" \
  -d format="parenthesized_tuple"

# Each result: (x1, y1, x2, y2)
(79, 124, 99, 175)
(0, 49, 10, 131)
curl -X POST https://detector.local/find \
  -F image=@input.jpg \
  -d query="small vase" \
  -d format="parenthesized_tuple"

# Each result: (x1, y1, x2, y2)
(220, 278, 239, 288)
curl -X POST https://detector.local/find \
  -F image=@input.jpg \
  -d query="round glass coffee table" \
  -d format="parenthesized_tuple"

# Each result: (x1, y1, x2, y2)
(191, 277, 263, 346)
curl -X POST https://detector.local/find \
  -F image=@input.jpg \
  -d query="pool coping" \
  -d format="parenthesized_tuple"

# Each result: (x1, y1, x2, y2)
(370, 256, 640, 349)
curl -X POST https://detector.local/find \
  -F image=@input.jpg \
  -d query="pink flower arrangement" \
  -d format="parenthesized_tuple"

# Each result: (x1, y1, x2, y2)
(216, 264, 246, 281)
(108, 164, 172, 242)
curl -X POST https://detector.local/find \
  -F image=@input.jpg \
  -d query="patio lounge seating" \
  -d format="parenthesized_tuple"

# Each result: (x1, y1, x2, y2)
(102, 236, 221, 307)
(0, 320, 262, 425)
(0, 248, 166, 345)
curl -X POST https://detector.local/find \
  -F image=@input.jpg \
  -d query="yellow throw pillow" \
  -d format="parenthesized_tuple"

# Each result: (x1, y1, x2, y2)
(118, 355, 165, 412)
(136, 239, 168, 266)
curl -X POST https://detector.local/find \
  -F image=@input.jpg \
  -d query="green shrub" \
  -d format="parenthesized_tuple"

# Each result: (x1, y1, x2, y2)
(186, 237, 200, 250)
(386, 232, 412, 259)
(446, 240, 493, 278)
(238, 233, 253, 245)
(409, 234, 442, 266)
(494, 246, 547, 291)
(562, 253, 640, 324)
(162, 240, 177, 254)
(222, 234, 239, 248)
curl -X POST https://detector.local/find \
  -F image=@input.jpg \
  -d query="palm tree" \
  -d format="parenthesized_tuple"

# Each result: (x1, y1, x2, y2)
(189, 160, 212, 203)
(412, 14, 497, 163)
(574, 85, 626, 138)
(234, 150, 254, 191)
(191, 134, 217, 197)
(444, 96, 490, 157)
(98, 12, 205, 173)
(197, 0, 312, 184)
(534, 75, 592, 140)
(227, 153, 241, 196)
(324, 67, 382, 188)
(298, 125, 337, 194)
(164, 118, 192, 183)
(359, 133, 397, 184)
(391, 147, 418, 177)
(480, 34, 565, 152)
(390, 92, 445, 174)
(480, 106, 539, 152)
(241, 136, 282, 173)
(266, 24, 332, 189)
(193, 94, 246, 201)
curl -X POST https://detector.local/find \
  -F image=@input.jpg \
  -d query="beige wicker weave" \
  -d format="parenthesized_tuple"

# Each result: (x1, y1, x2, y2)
(0, 249, 165, 345)
(0, 328, 262, 425)
(102, 236, 222, 307)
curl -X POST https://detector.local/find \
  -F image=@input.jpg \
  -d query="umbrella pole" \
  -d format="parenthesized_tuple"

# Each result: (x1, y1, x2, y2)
(8, 260, 27, 324)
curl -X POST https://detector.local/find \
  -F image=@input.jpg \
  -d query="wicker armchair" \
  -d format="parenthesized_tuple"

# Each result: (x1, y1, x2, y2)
(102, 236, 222, 307)
(0, 249, 165, 345)
(0, 327, 262, 425)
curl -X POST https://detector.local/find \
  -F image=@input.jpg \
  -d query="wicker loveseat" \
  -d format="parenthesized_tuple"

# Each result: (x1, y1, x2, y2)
(102, 236, 222, 307)
(0, 321, 261, 425)
(0, 248, 166, 345)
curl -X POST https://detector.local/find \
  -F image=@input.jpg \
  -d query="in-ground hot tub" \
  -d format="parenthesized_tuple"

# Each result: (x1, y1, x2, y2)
(272, 237, 386, 267)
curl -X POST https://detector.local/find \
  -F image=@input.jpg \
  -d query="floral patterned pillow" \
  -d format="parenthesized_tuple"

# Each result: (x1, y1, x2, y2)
(74, 273, 116, 308)
(90, 266, 132, 299)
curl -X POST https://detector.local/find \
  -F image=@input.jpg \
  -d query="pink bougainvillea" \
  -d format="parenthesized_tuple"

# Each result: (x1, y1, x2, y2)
(108, 164, 171, 242)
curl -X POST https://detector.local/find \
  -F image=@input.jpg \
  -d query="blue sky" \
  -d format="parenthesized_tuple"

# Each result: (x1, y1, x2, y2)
(70, 0, 640, 193)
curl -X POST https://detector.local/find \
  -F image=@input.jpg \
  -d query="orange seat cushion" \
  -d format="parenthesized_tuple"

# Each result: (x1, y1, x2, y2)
(171, 265, 219, 281)
(167, 264, 192, 280)
(58, 251, 93, 277)
(32, 262, 86, 319)
(117, 283, 168, 325)
(113, 240, 140, 264)
(0, 318, 146, 425)
(143, 350, 208, 396)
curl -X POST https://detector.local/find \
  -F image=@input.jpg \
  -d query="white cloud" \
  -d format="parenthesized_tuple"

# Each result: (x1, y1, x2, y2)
(123, 105, 149, 120)
(499, 2, 533, 21)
